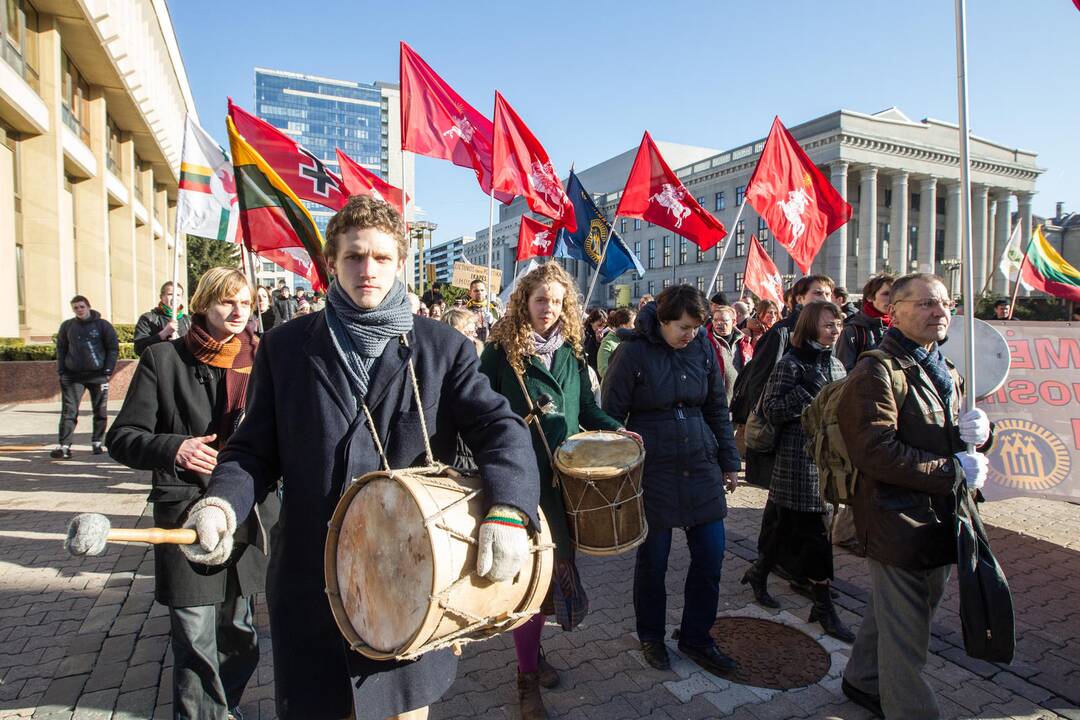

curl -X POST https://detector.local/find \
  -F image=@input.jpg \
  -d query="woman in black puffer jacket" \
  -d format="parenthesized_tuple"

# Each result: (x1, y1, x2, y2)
(601, 285, 741, 678)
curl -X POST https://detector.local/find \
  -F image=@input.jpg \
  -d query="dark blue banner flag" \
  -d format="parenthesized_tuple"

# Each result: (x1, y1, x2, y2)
(556, 171, 644, 284)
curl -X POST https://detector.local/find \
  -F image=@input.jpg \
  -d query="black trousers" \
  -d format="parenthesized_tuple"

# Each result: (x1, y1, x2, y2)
(168, 570, 259, 720)
(757, 503, 833, 583)
(58, 375, 108, 445)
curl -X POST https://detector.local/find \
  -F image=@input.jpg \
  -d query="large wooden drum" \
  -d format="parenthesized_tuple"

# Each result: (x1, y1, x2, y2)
(325, 466, 553, 661)
(553, 431, 647, 556)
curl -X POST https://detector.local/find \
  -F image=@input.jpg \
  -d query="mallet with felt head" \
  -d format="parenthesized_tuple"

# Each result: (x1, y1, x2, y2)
(64, 513, 197, 556)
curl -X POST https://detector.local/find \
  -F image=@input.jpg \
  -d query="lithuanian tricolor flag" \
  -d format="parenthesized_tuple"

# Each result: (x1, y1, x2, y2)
(226, 113, 329, 288)
(1021, 225, 1080, 303)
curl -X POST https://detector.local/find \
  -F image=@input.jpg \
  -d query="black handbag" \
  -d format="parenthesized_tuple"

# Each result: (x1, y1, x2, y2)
(955, 489, 1015, 663)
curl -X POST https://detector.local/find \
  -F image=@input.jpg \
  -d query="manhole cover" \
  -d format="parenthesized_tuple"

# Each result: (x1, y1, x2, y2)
(709, 616, 829, 689)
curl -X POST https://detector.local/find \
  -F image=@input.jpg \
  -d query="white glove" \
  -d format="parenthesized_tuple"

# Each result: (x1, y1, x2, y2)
(180, 497, 237, 566)
(958, 408, 990, 446)
(955, 451, 988, 490)
(476, 504, 529, 582)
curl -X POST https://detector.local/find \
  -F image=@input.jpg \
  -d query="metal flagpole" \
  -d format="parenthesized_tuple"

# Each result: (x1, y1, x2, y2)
(246, 246, 263, 333)
(400, 148, 411, 287)
(170, 113, 190, 323)
(954, 0, 978, 425)
(707, 200, 748, 297)
(486, 188, 495, 303)
(582, 224, 616, 309)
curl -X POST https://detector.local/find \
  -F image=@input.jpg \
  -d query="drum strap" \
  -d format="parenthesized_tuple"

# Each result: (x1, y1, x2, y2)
(511, 366, 558, 486)
(358, 335, 437, 474)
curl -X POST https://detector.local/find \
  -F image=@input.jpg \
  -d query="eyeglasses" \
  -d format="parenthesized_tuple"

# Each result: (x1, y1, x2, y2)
(895, 298, 956, 311)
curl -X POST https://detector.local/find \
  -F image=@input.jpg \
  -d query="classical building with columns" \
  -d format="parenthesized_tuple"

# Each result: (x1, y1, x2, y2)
(472, 107, 1044, 306)
(0, 0, 196, 340)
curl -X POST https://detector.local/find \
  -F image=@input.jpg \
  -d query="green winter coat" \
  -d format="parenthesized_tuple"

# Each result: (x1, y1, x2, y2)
(479, 341, 622, 559)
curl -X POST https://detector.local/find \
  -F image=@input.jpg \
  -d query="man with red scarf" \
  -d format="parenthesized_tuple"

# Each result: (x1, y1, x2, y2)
(107, 267, 276, 720)
(835, 274, 894, 371)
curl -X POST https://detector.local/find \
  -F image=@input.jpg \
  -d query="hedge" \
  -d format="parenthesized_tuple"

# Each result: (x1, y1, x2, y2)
(49, 323, 136, 344)
(0, 342, 137, 361)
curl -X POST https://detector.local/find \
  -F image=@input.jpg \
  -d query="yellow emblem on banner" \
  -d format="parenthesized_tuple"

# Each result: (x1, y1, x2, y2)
(986, 419, 1071, 491)
(584, 219, 606, 265)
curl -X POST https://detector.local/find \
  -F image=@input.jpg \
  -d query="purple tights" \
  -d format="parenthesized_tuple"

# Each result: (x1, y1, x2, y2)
(512, 612, 544, 673)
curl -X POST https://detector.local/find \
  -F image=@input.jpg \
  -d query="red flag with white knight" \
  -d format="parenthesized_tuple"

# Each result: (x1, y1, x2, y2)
(335, 149, 409, 215)
(493, 92, 575, 232)
(745, 116, 851, 274)
(516, 215, 557, 262)
(228, 99, 347, 211)
(743, 235, 784, 308)
(400, 42, 513, 204)
(615, 131, 726, 250)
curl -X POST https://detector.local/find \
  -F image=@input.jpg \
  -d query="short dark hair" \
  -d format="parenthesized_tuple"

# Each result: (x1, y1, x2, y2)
(469, 278, 486, 289)
(710, 292, 728, 306)
(656, 284, 708, 324)
(994, 298, 1010, 308)
(755, 299, 779, 316)
(70, 295, 90, 307)
(791, 301, 843, 348)
(834, 286, 849, 300)
(792, 274, 835, 301)
(607, 308, 634, 328)
(277, 279, 287, 286)
(586, 308, 607, 326)
(159, 281, 182, 296)
(861, 273, 895, 303)
(889, 273, 946, 304)
(324, 194, 406, 261)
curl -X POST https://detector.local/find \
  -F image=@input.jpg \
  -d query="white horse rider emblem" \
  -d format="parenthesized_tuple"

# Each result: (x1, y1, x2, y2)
(765, 272, 783, 300)
(776, 188, 811, 243)
(649, 184, 691, 228)
(528, 161, 564, 207)
(442, 115, 476, 143)
(531, 230, 552, 252)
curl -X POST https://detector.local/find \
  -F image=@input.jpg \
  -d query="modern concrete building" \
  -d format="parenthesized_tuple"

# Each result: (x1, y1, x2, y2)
(419, 234, 472, 287)
(0, 0, 196, 340)
(471, 108, 1044, 306)
(253, 67, 414, 290)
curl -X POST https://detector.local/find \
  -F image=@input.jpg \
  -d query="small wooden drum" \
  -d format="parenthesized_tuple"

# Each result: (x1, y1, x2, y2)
(553, 431, 647, 556)
(325, 466, 552, 661)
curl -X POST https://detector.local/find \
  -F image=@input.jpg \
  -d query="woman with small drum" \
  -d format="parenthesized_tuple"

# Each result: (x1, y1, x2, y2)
(601, 285, 741, 677)
(480, 263, 632, 720)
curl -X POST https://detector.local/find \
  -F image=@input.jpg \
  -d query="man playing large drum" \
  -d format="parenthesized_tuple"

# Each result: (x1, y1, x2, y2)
(479, 263, 635, 720)
(180, 196, 540, 720)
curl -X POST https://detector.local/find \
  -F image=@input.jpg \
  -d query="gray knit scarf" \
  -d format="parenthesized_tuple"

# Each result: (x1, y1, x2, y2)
(531, 321, 565, 370)
(324, 278, 413, 405)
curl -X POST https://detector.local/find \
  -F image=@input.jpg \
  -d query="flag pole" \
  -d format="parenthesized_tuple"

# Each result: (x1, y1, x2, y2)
(954, 0, 978, 424)
(245, 244, 263, 333)
(171, 113, 190, 323)
(486, 188, 495, 304)
(707, 200, 748, 297)
(401, 147, 411, 288)
(582, 224, 616, 309)
(981, 219, 1020, 297)
(1006, 233, 1033, 320)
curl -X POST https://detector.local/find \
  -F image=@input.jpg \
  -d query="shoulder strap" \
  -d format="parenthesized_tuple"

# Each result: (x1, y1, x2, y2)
(861, 349, 908, 412)
(510, 364, 556, 471)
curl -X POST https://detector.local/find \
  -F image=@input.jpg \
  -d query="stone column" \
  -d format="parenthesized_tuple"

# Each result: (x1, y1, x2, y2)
(109, 136, 137, 324)
(826, 162, 848, 287)
(970, 185, 989, 296)
(992, 190, 1012, 296)
(1017, 192, 1034, 297)
(889, 171, 909, 275)
(944, 181, 962, 268)
(0, 128, 18, 337)
(917, 177, 937, 273)
(857, 167, 878, 284)
(75, 88, 110, 317)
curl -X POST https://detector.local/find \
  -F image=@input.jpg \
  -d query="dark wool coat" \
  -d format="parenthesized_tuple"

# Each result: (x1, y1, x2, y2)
(56, 311, 118, 382)
(835, 310, 888, 371)
(600, 304, 741, 530)
(761, 345, 846, 513)
(105, 338, 278, 607)
(205, 312, 539, 720)
(133, 306, 192, 356)
(479, 341, 622, 561)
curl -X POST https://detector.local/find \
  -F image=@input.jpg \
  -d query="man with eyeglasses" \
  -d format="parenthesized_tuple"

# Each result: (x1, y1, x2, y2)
(835, 273, 992, 720)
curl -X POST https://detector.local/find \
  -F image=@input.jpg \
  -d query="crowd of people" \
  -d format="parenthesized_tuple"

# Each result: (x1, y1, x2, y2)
(49, 194, 998, 720)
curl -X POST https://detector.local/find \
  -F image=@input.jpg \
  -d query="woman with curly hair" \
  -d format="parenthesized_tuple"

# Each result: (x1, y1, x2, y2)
(479, 262, 634, 720)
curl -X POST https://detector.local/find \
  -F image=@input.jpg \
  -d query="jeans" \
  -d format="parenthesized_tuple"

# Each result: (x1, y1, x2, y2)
(634, 519, 726, 648)
(58, 375, 108, 445)
(169, 571, 259, 720)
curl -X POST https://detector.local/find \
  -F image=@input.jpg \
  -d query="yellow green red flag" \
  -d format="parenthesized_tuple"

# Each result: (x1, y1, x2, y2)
(1020, 225, 1080, 303)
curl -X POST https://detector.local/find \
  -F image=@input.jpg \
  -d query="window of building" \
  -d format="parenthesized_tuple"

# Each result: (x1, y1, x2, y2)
(0, 0, 39, 89)
(634, 241, 641, 259)
(647, 280, 655, 295)
(735, 272, 745, 292)
(884, 189, 892, 208)
(608, 285, 616, 300)
(634, 219, 641, 231)
(715, 191, 726, 211)
(620, 218, 627, 234)
(849, 219, 859, 255)
(757, 216, 770, 247)
(696, 244, 705, 263)
(61, 53, 91, 145)
(935, 228, 945, 260)
(633, 282, 640, 298)
(910, 193, 921, 212)
(936, 196, 946, 216)
(648, 238, 656, 269)
(696, 276, 705, 293)
(697, 196, 705, 207)
(679, 237, 688, 264)
(106, 116, 122, 177)
(663, 235, 672, 267)
(735, 220, 746, 256)
(736, 185, 746, 206)
(663, 277, 673, 289)
(716, 274, 724, 292)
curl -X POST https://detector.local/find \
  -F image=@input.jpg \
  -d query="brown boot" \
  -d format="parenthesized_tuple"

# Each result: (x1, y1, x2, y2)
(516, 671, 550, 720)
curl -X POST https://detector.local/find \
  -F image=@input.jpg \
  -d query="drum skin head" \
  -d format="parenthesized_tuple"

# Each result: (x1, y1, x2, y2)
(336, 477, 432, 653)
(555, 431, 643, 478)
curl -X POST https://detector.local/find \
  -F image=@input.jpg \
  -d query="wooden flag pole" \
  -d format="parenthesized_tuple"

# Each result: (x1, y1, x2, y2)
(954, 0, 978, 426)
(1006, 234, 1033, 320)
(707, 200, 747, 297)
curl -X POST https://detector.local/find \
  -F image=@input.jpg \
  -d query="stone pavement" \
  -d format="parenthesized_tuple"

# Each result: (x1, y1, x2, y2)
(1, 400, 1078, 719)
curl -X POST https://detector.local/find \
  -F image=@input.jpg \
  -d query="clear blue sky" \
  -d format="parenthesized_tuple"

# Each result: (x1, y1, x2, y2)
(170, 0, 1079, 246)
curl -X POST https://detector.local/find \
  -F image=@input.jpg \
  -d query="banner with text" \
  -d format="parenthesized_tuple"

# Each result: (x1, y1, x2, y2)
(977, 321, 1080, 503)
(451, 262, 503, 293)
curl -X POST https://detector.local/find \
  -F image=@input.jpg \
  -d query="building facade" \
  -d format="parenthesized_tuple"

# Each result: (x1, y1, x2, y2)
(471, 108, 1046, 307)
(253, 67, 413, 290)
(420, 234, 472, 287)
(1, 0, 197, 340)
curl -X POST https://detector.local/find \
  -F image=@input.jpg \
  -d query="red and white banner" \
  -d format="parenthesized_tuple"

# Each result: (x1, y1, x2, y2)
(743, 235, 784, 307)
(516, 215, 557, 262)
